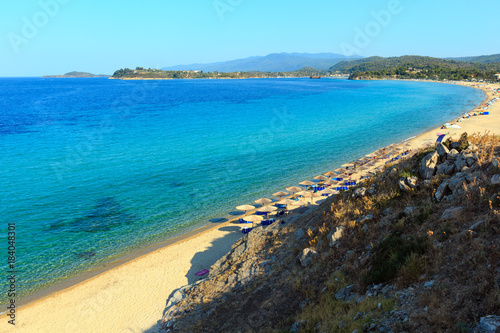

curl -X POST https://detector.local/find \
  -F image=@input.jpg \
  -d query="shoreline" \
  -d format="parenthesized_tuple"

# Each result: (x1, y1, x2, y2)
(3, 81, 498, 333)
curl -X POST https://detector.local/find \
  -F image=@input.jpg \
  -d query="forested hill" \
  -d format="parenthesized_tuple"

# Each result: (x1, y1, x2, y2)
(329, 55, 500, 81)
(448, 54, 500, 64)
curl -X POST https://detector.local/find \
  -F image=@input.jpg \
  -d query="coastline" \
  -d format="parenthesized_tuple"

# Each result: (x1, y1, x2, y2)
(2, 81, 498, 333)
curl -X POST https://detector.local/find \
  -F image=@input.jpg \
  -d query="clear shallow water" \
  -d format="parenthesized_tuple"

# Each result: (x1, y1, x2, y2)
(0, 77, 484, 304)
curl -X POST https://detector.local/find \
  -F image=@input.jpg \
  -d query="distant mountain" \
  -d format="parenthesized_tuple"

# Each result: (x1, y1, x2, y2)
(42, 71, 110, 78)
(162, 53, 362, 72)
(447, 54, 500, 64)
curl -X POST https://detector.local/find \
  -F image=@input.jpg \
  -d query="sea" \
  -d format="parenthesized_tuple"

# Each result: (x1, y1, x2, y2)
(0, 77, 484, 305)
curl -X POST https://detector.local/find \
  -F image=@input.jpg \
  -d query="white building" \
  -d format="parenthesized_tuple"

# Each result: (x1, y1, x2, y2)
(495, 73, 500, 80)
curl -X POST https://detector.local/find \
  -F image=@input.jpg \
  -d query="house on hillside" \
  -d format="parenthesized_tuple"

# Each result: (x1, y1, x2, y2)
(495, 73, 500, 80)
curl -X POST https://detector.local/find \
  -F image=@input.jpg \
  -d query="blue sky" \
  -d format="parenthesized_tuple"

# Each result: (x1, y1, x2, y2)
(0, 0, 498, 76)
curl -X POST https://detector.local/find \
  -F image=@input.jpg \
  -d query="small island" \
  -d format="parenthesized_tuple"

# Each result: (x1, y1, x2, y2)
(42, 71, 110, 78)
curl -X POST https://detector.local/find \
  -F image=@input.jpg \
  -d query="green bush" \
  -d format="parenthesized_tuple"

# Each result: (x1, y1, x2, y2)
(365, 232, 428, 285)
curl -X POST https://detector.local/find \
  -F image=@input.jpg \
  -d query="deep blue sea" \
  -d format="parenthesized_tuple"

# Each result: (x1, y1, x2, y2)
(0, 77, 484, 304)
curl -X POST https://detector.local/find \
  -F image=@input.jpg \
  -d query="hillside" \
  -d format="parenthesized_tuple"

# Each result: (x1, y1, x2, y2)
(449, 54, 500, 64)
(162, 52, 362, 72)
(159, 133, 500, 332)
(329, 55, 500, 81)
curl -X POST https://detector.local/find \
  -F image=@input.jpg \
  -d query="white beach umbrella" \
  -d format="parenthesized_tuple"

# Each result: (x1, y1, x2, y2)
(286, 186, 302, 194)
(254, 198, 272, 206)
(323, 171, 337, 177)
(236, 204, 255, 215)
(299, 180, 315, 186)
(243, 214, 263, 228)
(272, 191, 289, 199)
(319, 188, 337, 196)
(314, 175, 329, 181)
(257, 205, 278, 220)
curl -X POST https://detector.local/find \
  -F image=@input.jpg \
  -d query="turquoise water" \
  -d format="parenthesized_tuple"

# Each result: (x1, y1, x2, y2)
(0, 78, 484, 304)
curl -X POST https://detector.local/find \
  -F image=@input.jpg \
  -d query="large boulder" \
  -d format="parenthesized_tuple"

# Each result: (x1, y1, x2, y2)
(435, 179, 450, 202)
(491, 174, 500, 185)
(436, 160, 456, 176)
(398, 177, 411, 192)
(406, 176, 418, 189)
(447, 149, 459, 160)
(419, 151, 439, 179)
(440, 207, 464, 221)
(448, 176, 467, 195)
(353, 187, 367, 199)
(299, 248, 318, 267)
(455, 154, 469, 172)
(328, 226, 344, 247)
(436, 143, 449, 157)
(472, 315, 500, 333)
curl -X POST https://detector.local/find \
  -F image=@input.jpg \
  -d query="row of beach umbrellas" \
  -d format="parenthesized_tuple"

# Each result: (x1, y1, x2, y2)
(234, 142, 413, 228)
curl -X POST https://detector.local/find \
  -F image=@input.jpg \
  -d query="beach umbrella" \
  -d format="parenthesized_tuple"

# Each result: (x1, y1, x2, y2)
(286, 186, 302, 194)
(341, 163, 355, 169)
(277, 198, 298, 212)
(254, 198, 272, 206)
(314, 175, 329, 181)
(277, 198, 297, 205)
(236, 204, 255, 215)
(324, 179, 339, 186)
(323, 171, 337, 177)
(273, 191, 289, 199)
(299, 180, 315, 186)
(257, 205, 278, 220)
(243, 214, 263, 228)
(302, 191, 321, 204)
(319, 188, 337, 196)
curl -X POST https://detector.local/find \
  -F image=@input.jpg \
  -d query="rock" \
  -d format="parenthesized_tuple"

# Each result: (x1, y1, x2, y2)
(399, 177, 411, 191)
(338, 320, 348, 328)
(469, 220, 485, 231)
(359, 214, 373, 223)
(404, 206, 417, 215)
(424, 280, 435, 288)
(440, 207, 464, 221)
(353, 311, 363, 321)
(406, 176, 418, 189)
(447, 149, 459, 160)
(382, 207, 392, 216)
(492, 158, 500, 170)
(446, 195, 455, 202)
(436, 143, 449, 157)
(473, 315, 500, 333)
(362, 224, 368, 233)
(299, 248, 318, 267)
(353, 187, 367, 198)
(424, 179, 432, 186)
(491, 174, 500, 185)
(328, 226, 344, 247)
(448, 176, 467, 195)
(435, 179, 450, 202)
(436, 160, 456, 175)
(295, 228, 305, 240)
(451, 141, 461, 149)
(455, 154, 469, 171)
(419, 151, 439, 179)
(290, 320, 301, 333)
(367, 185, 377, 195)
(335, 285, 355, 301)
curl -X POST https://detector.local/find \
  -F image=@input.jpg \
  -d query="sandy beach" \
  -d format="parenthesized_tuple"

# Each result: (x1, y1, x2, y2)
(3, 81, 499, 333)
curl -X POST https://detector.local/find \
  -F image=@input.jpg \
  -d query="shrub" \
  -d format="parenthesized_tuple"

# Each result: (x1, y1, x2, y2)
(365, 232, 428, 285)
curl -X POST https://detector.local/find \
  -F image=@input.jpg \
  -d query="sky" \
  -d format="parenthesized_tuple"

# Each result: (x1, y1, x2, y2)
(0, 0, 499, 76)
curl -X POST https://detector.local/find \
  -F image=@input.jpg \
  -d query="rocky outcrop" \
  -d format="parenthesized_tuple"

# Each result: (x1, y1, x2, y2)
(299, 248, 318, 267)
(419, 151, 439, 179)
(328, 226, 344, 247)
